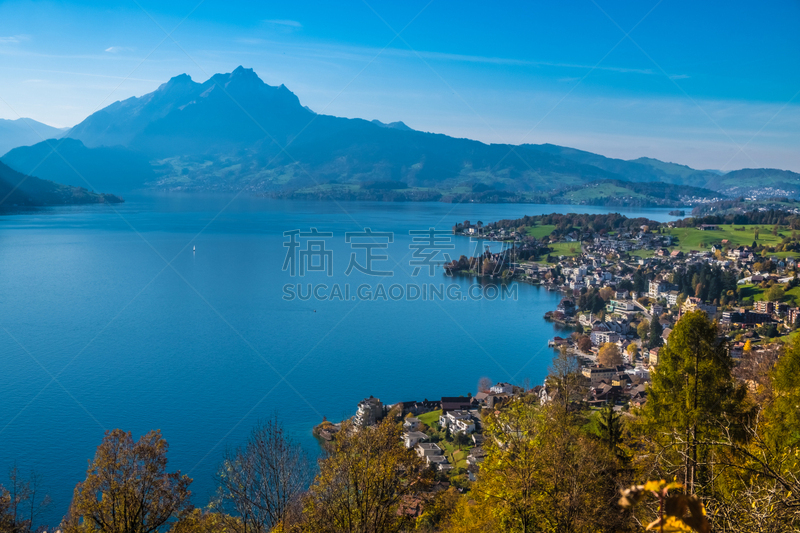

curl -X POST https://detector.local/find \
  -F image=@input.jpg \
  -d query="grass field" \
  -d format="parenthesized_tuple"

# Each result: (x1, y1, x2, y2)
(785, 286, 800, 306)
(439, 440, 471, 469)
(417, 410, 441, 428)
(548, 242, 581, 259)
(739, 284, 800, 306)
(629, 249, 653, 258)
(778, 330, 800, 344)
(526, 223, 556, 239)
(738, 284, 765, 302)
(667, 225, 788, 252)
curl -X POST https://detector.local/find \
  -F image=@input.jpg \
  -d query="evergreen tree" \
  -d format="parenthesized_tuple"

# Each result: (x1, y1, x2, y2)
(598, 405, 624, 456)
(649, 317, 664, 348)
(641, 311, 748, 494)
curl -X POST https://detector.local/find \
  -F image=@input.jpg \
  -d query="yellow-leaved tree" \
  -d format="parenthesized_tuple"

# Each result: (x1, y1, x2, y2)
(64, 429, 192, 533)
(302, 419, 431, 533)
(449, 399, 628, 532)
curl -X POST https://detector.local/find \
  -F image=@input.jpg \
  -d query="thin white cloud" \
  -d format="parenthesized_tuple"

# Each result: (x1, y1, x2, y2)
(264, 19, 302, 28)
(105, 46, 134, 53)
(0, 35, 29, 44)
(230, 37, 672, 78)
(670, 74, 690, 80)
(402, 48, 660, 76)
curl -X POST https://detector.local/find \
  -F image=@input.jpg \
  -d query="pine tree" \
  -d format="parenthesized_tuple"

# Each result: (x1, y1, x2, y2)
(598, 405, 624, 454)
(641, 311, 748, 494)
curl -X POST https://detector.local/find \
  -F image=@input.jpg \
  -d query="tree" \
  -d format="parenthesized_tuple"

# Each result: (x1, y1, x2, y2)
(64, 429, 192, 533)
(577, 335, 593, 353)
(637, 320, 650, 344)
(598, 342, 623, 367)
(414, 488, 462, 532)
(477, 377, 492, 393)
(597, 405, 624, 456)
(214, 418, 310, 533)
(765, 284, 785, 302)
(170, 510, 238, 533)
(0, 466, 51, 533)
(649, 318, 664, 348)
(640, 311, 748, 494)
(703, 340, 800, 532)
(598, 286, 615, 302)
(470, 401, 628, 532)
(764, 338, 800, 448)
(546, 348, 587, 409)
(303, 419, 431, 533)
(626, 343, 638, 360)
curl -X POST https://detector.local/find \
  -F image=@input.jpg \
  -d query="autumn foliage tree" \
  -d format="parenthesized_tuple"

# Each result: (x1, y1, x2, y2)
(626, 343, 638, 360)
(302, 419, 431, 533)
(459, 400, 630, 533)
(64, 429, 192, 533)
(169, 510, 238, 533)
(598, 342, 623, 367)
(577, 335, 593, 353)
(637, 320, 650, 344)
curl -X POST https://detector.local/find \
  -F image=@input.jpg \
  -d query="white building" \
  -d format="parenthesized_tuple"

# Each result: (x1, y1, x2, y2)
(416, 443, 443, 458)
(403, 431, 428, 448)
(489, 382, 513, 394)
(439, 410, 473, 432)
(403, 417, 421, 432)
(454, 418, 475, 435)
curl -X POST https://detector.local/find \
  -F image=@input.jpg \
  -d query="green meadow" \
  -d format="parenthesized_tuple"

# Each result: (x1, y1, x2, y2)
(667, 224, 788, 252)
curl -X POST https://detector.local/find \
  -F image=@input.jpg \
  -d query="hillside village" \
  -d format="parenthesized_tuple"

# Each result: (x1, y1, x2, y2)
(316, 387, 530, 500)
(450, 214, 800, 362)
(313, 211, 800, 522)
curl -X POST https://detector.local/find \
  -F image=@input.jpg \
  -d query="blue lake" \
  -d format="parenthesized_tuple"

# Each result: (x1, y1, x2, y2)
(0, 194, 677, 527)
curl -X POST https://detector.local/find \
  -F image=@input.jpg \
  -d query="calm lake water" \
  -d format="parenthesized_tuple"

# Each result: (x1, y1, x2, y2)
(0, 194, 677, 526)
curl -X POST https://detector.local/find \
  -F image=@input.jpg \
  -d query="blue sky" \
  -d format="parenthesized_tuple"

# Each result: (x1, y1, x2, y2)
(0, 0, 798, 171)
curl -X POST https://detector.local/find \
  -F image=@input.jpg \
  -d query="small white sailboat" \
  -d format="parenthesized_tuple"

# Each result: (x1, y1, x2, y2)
(193, 245, 196, 252)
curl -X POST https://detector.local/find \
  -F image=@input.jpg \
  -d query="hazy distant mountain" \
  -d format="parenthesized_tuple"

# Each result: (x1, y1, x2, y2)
(532, 146, 722, 186)
(371, 120, 413, 131)
(711, 168, 800, 197)
(2, 138, 155, 192)
(0, 118, 67, 156)
(0, 160, 122, 211)
(49, 66, 798, 202)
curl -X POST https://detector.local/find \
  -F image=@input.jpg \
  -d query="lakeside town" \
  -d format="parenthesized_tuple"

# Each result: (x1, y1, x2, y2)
(317, 210, 800, 519)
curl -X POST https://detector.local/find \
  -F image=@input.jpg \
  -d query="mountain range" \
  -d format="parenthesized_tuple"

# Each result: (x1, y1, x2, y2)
(0, 118, 67, 156)
(2, 66, 798, 206)
(0, 159, 122, 212)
